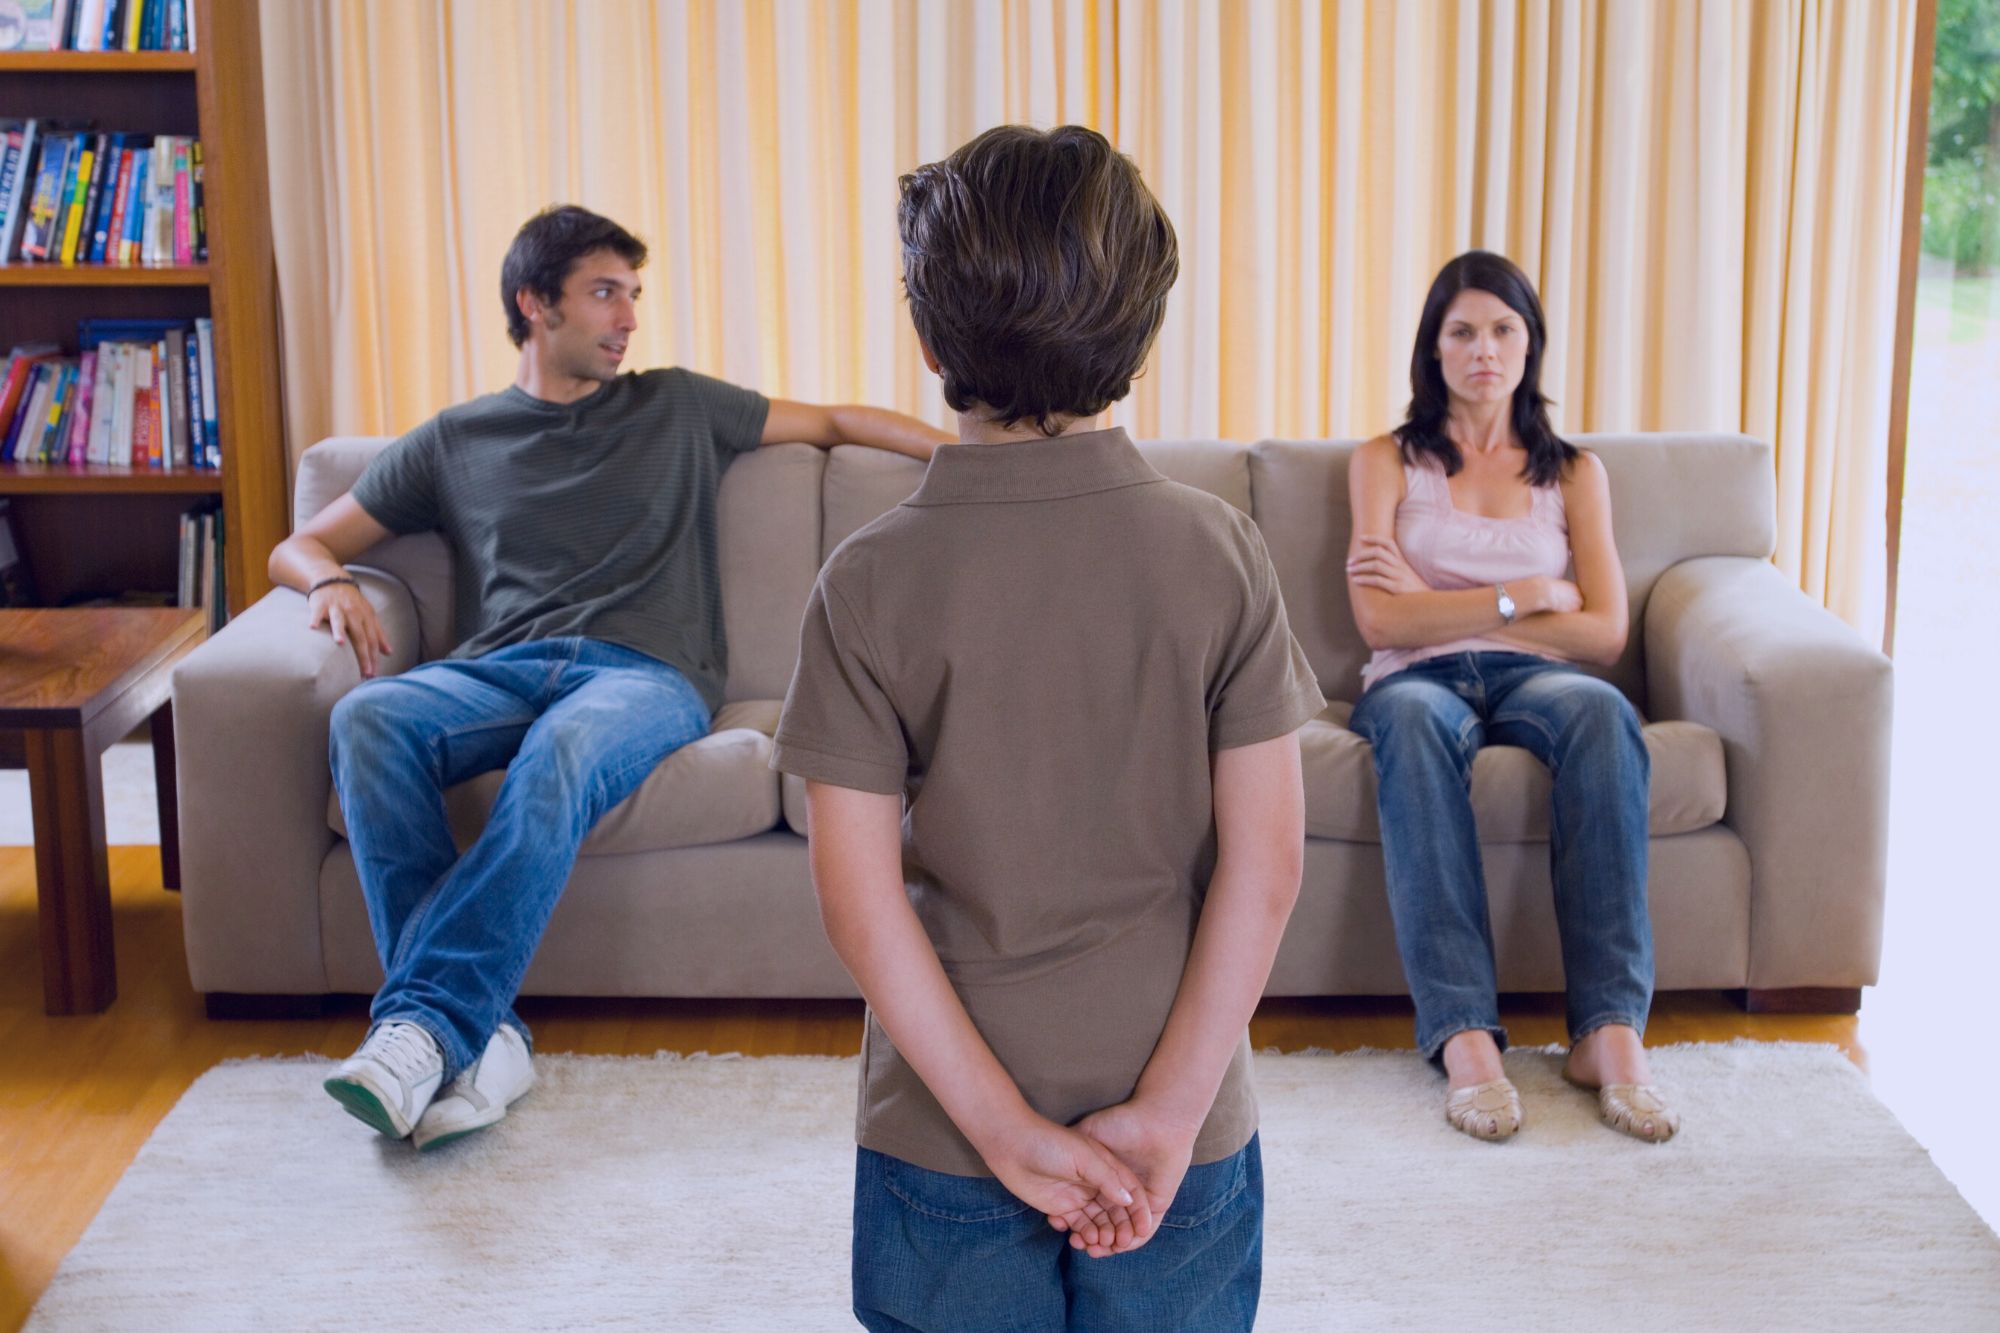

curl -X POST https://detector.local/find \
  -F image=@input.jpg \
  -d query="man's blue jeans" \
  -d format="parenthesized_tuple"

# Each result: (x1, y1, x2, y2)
(851, 1136, 1262, 1332)
(328, 638, 710, 1080)
(1347, 652, 1653, 1062)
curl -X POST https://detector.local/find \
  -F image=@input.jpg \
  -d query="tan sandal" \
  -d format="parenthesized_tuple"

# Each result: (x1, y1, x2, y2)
(1563, 1068, 1679, 1142)
(1444, 1078, 1522, 1141)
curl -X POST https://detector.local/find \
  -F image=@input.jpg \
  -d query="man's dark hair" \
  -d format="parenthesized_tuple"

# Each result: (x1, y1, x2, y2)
(898, 125, 1178, 436)
(500, 205, 648, 347)
(1395, 249, 1577, 487)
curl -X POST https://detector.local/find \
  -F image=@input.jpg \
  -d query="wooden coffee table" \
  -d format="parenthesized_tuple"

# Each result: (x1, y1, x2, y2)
(1, 608, 206, 1014)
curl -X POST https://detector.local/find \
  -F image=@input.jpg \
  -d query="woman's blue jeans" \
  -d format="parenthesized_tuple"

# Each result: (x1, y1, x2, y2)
(1347, 651, 1653, 1062)
(328, 638, 711, 1080)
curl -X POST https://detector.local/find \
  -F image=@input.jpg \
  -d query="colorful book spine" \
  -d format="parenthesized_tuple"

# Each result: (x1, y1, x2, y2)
(40, 362, 77, 462)
(85, 346, 117, 464)
(194, 317, 217, 467)
(0, 120, 39, 261)
(86, 133, 122, 262)
(21, 134, 72, 261)
(171, 137, 191, 265)
(188, 138, 205, 261)
(57, 139, 94, 263)
(103, 147, 134, 264)
(66, 349, 96, 463)
(183, 323, 205, 466)
(1, 364, 46, 461)
(120, 149, 147, 265)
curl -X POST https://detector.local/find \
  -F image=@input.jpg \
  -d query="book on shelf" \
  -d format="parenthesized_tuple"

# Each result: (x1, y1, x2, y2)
(0, 0, 198, 52)
(0, 322, 219, 468)
(175, 498, 222, 631)
(0, 496, 33, 606)
(0, 120, 207, 267)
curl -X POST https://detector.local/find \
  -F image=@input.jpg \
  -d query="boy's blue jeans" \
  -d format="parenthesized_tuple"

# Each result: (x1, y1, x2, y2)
(1347, 652, 1654, 1062)
(851, 1135, 1262, 1332)
(328, 637, 711, 1080)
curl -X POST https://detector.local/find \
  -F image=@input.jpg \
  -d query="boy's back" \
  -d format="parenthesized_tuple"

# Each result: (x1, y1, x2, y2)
(773, 427, 1323, 1175)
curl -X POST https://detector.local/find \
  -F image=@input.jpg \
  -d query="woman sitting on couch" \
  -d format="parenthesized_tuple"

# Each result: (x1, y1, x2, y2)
(1342, 250, 1676, 1143)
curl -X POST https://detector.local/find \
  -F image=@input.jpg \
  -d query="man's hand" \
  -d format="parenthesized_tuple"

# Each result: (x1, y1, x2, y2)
(308, 581, 392, 678)
(980, 1112, 1154, 1254)
(1053, 1100, 1200, 1257)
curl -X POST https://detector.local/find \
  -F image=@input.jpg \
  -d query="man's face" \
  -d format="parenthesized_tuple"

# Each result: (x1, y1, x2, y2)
(525, 251, 641, 382)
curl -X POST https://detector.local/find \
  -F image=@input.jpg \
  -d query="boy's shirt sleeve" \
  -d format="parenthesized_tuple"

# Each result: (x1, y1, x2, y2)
(772, 573, 910, 795)
(349, 417, 443, 536)
(1209, 521, 1327, 751)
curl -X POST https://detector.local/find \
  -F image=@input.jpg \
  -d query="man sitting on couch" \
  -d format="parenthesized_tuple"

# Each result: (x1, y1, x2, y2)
(268, 205, 949, 1150)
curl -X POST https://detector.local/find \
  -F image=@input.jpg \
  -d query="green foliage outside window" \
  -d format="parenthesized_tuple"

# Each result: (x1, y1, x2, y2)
(1926, 0, 2000, 271)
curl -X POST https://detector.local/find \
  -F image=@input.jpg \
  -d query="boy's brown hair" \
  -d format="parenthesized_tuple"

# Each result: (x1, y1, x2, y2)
(898, 124, 1178, 436)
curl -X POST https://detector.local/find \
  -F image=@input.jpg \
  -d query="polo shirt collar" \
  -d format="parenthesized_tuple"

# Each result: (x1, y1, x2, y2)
(905, 427, 1164, 506)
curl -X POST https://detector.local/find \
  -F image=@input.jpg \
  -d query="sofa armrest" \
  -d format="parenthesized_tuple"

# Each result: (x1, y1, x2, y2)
(1644, 556, 1892, 989)
(171, 569, 420, 994)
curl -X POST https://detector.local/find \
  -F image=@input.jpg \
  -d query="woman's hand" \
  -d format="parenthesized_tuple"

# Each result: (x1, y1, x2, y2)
(308, 581, 393, 678)
(1345, 535, 1429, 595)
(1516, 575, 1583, 616)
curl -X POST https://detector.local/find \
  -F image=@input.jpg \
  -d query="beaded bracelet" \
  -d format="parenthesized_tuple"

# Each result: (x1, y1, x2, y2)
(307, 575, 360, 597)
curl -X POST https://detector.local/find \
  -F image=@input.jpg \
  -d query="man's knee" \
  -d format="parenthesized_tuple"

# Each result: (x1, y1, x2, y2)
(330, 681, 425, 762)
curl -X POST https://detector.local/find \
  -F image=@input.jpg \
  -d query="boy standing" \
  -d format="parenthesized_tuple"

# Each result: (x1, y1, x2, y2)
(772, 126, 1324, 1330)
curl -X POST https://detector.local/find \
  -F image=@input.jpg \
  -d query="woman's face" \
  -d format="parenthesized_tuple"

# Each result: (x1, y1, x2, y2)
(1435, 288, 1529, 409)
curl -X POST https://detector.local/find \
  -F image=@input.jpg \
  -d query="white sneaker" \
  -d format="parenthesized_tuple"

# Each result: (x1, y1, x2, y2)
(323, 1020, 446, 1139)
(411, 1024, 535, 1152)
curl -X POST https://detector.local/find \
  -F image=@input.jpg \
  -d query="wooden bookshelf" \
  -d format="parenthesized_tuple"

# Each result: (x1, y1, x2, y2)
(0, 263, 209, 286)
(0, 52, 199, 74)
(0, 463, 224, 494)
(0, 1, 284, 617)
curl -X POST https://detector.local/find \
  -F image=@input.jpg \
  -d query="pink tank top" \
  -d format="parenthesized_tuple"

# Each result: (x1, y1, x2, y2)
(1360, 457, 1571, 690)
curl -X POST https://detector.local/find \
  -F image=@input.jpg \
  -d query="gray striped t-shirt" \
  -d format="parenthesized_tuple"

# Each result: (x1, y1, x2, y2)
(351, 368, 769, 712)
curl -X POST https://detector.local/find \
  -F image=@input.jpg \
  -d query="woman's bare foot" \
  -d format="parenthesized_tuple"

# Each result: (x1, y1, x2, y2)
(1441, 1029, 1507, 1090)
(1562, 1024, 1653, 1088)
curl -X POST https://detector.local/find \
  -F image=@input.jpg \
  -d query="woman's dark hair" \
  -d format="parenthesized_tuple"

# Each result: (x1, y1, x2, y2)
(500, 205, 648, 347)
(1394, 250, 1576, 486)
(898, 124, 1178, 436)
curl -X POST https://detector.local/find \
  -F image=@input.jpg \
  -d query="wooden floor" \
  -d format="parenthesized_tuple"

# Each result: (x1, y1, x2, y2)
(0, 846, 1862, 1332)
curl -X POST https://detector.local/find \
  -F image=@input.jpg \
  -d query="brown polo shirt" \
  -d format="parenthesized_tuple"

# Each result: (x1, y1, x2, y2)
(771, 427, 1325, 1177)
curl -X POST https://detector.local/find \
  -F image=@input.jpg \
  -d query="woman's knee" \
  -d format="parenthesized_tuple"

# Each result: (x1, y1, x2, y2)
(1355, 683, 1473, 754)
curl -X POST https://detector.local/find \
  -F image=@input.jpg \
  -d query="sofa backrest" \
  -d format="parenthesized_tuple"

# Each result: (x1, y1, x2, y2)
(294, 431, 1775, 711)
(1251, 434, 1777, 705)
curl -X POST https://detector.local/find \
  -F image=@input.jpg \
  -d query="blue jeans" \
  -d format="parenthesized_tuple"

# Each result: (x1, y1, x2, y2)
(1347, 652, 1653, 1062)
(851, 1136, 1262, 1332)
(328, 637, 711, 1080)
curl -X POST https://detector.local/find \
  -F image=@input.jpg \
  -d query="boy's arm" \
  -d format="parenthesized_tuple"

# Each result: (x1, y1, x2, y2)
(762, 399, 951, 461)
(804, 780, 1152, 1245)
(1067, 730, 1305, 1255)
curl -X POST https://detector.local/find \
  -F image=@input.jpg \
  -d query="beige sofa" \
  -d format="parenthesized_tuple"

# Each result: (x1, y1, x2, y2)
(172, 434, 1891, 1015)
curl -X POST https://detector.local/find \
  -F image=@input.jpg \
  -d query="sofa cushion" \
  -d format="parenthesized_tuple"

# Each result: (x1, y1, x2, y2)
(328, 700, 784, 855)
(1299, 702, 1725, 843)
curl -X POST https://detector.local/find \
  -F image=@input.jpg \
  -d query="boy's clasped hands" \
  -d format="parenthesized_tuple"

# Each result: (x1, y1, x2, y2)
(977, 1095, 1200, 1259)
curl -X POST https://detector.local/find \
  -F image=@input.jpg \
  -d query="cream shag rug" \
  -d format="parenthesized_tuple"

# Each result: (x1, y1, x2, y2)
(27, 1044, 2000, 1331)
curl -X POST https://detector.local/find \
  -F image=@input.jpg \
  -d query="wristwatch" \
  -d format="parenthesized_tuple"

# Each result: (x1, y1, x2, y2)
(1495, 583, 1517, 624)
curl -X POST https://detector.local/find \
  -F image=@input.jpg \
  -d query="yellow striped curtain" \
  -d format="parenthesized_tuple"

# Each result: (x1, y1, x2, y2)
(261, 0, 1918, 631)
